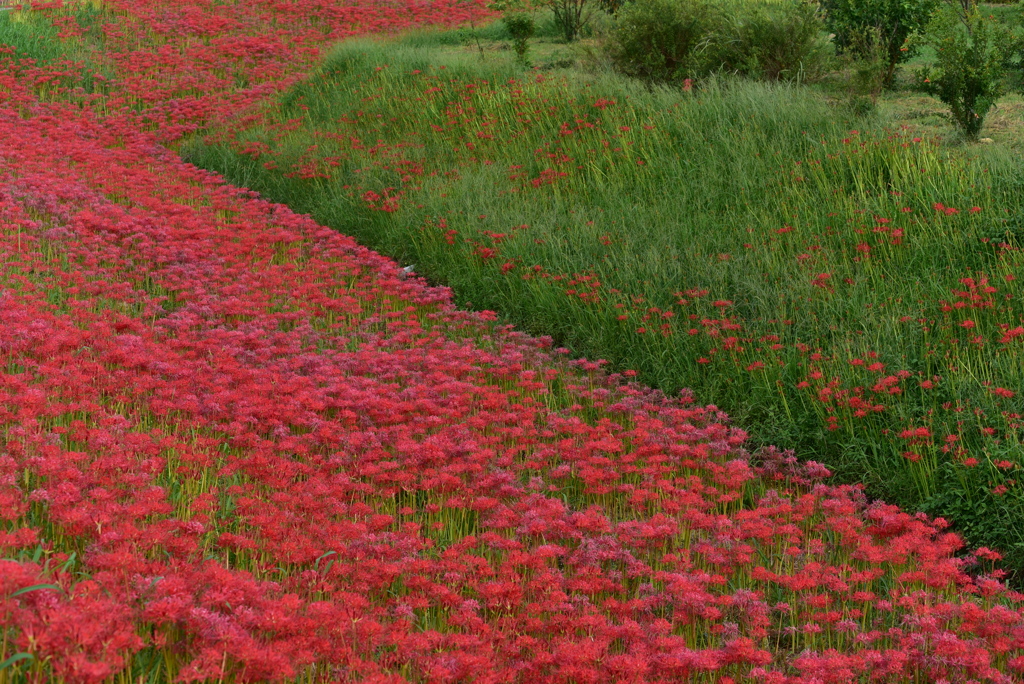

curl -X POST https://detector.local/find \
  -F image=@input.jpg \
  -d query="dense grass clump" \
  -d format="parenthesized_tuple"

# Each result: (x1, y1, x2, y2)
(187, 34, 1024, 575)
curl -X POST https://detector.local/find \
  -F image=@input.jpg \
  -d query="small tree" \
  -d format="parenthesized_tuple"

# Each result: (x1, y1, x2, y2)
(820, 0, 940, 87)
(727, 0, 831, 82)
(841, 26, 892, 114)
(599, 0, 624, 14)
(492, 0, 589, 48)
(918, 1, 1009, 140)
(609, 0, 724, 83)
(549, 0, 594, 42)
(503, 12, 536, 64)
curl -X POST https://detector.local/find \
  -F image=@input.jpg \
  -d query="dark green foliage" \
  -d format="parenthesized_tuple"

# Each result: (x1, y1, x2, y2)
(841, 27, 892, 114)
(503, 12, 535, 63)
(923, 459, 1024, 585)
(550, 0, 593, 42)
(917, 2, 1009, 140)
(726, 0, 832, 81)
(609, 0, 831, 84)
(1002, 9, 1024, 88)
(820, 0, 940, 86)
(608, 0, 724, 83)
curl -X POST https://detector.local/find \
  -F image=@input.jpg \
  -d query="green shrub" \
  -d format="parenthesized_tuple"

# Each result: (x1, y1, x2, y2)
(503, 12, 536, 64)
(549, 0, 594, 42)
(1009, 22, 1024, 87)
(820, 0, 940, 87)
(917, 2, 1010, 140)
(610, 0, 830, 85)
(835, 26, 892, 114)
(609, 0, 724, 83)
(725, 0, 832, 82)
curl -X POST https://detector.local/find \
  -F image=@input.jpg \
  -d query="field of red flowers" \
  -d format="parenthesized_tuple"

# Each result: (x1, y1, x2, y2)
(3, 0, 1024, 682)
(185, 20, 1024, 575)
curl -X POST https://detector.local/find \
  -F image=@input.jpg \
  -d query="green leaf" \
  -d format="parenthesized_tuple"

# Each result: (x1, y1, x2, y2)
(314, 550, 336, 569)
(0, 653, 35, 671)
(60, 552, 76, 573)
(11, 583, 60, 598)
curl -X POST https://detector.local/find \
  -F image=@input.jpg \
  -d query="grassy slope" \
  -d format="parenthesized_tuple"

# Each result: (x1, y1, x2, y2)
(184, 20, 1024, 576)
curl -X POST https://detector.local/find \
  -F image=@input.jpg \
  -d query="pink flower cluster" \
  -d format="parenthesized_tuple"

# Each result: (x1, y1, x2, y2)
(1, 58, 1024, 684)
(8, 0, 493, 142)
(1, 2, 1024, 682)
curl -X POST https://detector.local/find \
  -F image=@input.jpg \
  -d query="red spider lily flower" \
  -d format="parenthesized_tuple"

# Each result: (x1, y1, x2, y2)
(2, 7, 1024, 682)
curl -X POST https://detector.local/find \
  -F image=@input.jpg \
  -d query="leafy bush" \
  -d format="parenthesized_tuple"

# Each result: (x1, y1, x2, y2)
(598, 0, 625, 13)
(725, 0, 832, 81)
(610, 0, 830, 84)
(609, 0, 724, 82)
(1008, 22, 1024, 86)
(503, 12, 536, 63)
(549, 0, 594, 41)
(820, 0, 940, 87)
(917, 2, 1010, 140)
(838, 26, 892, 114)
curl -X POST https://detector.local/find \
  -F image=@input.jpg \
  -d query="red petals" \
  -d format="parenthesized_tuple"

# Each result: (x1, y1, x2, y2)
(0, 5, 1022, 682)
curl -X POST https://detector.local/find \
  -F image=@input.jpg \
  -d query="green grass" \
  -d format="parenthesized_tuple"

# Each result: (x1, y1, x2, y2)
(185, 27, 1024, 575)
(0, 7, 73, 63)
(0, 2, 115, 100)
(0, 2, 107, 63)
